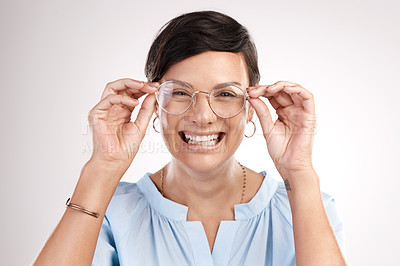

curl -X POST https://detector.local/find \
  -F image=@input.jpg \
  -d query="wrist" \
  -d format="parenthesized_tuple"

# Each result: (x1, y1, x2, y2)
(277, 165, 317, 181)
(70, 159, 128, 216)
(86, 156, 131, 176)
(77, 158, 129, 192)
(277, 166, 321, 196)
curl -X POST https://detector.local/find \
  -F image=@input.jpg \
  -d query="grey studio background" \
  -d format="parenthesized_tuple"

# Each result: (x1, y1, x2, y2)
(1, 0, 399, 265)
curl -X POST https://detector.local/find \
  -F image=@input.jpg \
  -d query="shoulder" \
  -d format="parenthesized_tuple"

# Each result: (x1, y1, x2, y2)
(114, 181, 141, 196)
(105, 175, 150, 218)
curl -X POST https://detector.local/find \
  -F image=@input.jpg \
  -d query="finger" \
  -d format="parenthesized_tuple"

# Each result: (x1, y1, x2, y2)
(101, 78, 143, 99)
(94, 94, 140, 111)
(248, 97, 274, 139)
(130, 82, 160, 100)
(246, 81, 298, 98)
(291, 93, 303, 105)
(247, 86, 275, 98)
(101, 79, 158, 100)
(248, 86, 294, 107)
(268, 97, 281, 110)
(273, 91, 294, 107)
(133, 93, 157, 138)
(268, 80, 299, 89)
(269, 85, 315, 114)
(123, 101, 135, 113)
(276, 107, 288, 123)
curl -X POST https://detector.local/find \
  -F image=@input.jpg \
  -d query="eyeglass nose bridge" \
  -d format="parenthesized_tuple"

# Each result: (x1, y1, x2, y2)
(191, 90, 212, 107)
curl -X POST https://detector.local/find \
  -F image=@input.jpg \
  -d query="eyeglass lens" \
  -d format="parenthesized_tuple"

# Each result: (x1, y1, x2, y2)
(156, 81, 245, 118)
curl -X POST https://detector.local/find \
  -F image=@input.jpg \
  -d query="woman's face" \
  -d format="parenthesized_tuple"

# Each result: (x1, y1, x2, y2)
(157, 51, 253, 171)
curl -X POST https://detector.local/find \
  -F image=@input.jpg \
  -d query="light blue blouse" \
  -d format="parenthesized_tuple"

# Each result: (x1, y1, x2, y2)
(93, 171, 346, 266)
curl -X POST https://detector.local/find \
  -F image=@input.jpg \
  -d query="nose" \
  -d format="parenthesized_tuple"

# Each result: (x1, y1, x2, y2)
(188, 91, 217, 125)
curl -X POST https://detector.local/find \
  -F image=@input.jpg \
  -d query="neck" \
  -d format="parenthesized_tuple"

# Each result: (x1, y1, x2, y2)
(163, 157, 244, 211)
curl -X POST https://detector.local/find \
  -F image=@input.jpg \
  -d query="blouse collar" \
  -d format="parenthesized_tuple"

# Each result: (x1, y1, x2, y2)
(136, 171, 279, 222)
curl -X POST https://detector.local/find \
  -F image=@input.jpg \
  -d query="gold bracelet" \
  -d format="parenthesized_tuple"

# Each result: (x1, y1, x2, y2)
(65, 198, 99, 218)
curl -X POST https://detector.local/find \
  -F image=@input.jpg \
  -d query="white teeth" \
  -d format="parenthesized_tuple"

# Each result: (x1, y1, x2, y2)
(188, 139, 217, 145)
(184, 133, 220, 145)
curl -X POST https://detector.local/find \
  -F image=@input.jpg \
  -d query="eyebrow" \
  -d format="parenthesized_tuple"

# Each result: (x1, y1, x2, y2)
(168, 79, 243, 89)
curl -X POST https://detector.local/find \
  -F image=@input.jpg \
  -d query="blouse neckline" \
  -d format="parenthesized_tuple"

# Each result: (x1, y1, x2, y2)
(136, 170, 279, 221)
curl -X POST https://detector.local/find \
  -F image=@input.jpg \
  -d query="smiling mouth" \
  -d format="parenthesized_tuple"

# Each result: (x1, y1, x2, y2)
(179, 131, 226, 146)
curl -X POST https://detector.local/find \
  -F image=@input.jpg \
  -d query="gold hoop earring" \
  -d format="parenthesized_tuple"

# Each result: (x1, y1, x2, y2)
(244, 120, 256, 138)
(153, 116, 160, 133)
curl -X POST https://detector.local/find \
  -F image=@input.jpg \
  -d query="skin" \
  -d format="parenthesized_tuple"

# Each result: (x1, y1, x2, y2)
(33, 51, 346, 265)
(152, 52, 257, 205)
(150, 51, 264, 251)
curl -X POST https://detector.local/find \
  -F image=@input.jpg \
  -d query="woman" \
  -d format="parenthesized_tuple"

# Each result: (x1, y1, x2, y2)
(34, 11, 347, 265)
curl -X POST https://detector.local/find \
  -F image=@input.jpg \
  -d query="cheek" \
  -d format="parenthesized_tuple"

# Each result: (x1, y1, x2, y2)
(159, 114, 172, 142)
(159, 113, 182, 142)
(226, 117, 247, 137)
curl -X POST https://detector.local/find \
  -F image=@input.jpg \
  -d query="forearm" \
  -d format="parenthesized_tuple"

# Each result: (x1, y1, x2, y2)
(280, 168, 346, 266)
(33, 159, 127, 266)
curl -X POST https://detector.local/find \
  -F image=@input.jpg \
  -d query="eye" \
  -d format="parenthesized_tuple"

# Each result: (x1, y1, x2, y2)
(172, 89, 191, 96)
(216, 91, 236, 97)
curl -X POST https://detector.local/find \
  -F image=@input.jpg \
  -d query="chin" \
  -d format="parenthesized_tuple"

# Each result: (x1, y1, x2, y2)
(173, 141, 237, 172)
(172, 154, 229, 173)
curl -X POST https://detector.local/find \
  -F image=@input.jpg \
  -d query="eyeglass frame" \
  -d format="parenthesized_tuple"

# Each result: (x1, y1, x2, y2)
(155, 79, 250, 119)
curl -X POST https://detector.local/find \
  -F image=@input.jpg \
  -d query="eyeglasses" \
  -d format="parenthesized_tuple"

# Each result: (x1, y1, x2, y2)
(155, 80, 249, 119)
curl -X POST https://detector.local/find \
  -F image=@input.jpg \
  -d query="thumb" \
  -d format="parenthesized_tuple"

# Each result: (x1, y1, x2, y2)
(248, 97, 274, 139)
(133, 93, 156, 139)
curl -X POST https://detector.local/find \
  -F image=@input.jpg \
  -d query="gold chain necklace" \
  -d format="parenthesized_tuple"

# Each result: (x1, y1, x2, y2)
(160, 161, 247, 203)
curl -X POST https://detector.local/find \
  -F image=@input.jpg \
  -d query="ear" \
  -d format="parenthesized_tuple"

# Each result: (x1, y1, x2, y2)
(247, 104, 254, 123)
(155, 101, 160, 118)
(246, 82, 258, 122)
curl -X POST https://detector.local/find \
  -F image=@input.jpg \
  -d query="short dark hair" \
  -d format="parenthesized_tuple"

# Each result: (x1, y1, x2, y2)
(145, 10, 260, 86)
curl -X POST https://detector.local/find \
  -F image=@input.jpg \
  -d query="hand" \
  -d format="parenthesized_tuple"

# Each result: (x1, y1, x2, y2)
(247, 81, 316, 174)
(88, 78, 159, 169)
